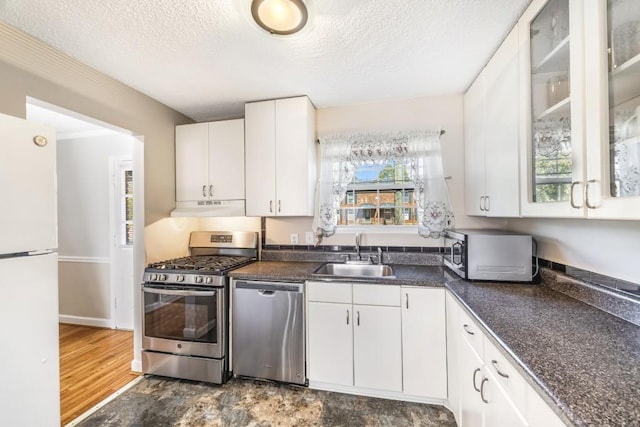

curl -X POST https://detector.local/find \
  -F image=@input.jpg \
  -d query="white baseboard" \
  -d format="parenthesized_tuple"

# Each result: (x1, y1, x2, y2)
(130, 358, 142, 373)
(59, 314, 112, 329)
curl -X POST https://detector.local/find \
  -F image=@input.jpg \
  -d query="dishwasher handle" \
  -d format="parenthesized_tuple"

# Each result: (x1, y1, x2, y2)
(258, 290, 276, 296)
(234, 280, 303, 293)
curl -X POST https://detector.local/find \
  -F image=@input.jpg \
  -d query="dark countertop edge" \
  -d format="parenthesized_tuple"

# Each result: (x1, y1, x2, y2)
(228, 261, 448, 287)
(445, 281, 575, 426)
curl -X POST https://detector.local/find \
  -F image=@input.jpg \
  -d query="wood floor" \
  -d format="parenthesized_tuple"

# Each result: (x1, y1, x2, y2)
(59, 323, 139, 426)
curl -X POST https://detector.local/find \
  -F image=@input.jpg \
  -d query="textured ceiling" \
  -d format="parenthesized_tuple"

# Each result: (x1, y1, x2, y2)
(0, 0, 531, 122)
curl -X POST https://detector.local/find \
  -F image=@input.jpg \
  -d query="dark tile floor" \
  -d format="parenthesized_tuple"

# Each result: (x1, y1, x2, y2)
(77, 376, 456, 426)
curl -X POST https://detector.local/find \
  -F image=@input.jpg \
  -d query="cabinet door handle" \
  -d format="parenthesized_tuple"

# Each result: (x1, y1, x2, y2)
(346, 309, 349, 325)
(269, 200, 273, 213)
(485, 195, 490, 212)
(480, 377, 489, 403)
(480, 196, 485, 211)
(473, 368, 481, 392)
(357, 310, 360, 326)
(209, 185, 213, 197)
(463, 324, 475, 335)
(278, 200, 281, 213)
(570, 181, 582, 209)
(405, 293, 409, 309)
(585, 179, 599, 209)
(202, 185, 207, 197)
(491, 360, 509, 378)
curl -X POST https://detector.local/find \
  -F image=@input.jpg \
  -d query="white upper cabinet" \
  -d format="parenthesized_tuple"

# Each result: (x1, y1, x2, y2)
(176, 122, 209, 202)
(174, 119, 245, 214)
(583, 0, 640, 218)
(519, 0, 640, 219)
(245, 96, 316, 217)
(464, 25, 521, 217)
(519, 0, 586, 217)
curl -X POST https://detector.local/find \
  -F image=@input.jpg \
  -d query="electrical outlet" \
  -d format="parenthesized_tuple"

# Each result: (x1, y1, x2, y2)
(305, 231, 314, 245)
(290, 233, 299, 245)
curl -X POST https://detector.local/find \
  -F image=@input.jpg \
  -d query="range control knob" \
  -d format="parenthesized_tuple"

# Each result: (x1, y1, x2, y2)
(195, 276, 203, 284)
(176, 275, 185, 283)
(159, 274, 167, 281)
(205, 277, 213, 284)
(150, 273, 158, 281)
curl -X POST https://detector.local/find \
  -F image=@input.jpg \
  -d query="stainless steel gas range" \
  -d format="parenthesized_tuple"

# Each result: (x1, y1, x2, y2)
(141, 231, 258, 384)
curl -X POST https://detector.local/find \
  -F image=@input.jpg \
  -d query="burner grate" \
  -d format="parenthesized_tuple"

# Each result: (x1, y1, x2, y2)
(147, 255, 253, 273)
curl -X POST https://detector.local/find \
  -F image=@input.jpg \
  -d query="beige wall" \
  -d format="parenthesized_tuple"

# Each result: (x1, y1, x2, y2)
(507, 218, 640, 284)
(58, 260, 110, 324)
(0, 22, 192, 226)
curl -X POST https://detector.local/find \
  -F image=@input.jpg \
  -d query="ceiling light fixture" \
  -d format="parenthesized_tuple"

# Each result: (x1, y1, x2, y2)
(251, 0, 308, 36)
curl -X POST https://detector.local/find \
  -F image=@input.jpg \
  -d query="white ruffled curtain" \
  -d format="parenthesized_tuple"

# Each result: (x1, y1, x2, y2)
(312, 130, 454, 243)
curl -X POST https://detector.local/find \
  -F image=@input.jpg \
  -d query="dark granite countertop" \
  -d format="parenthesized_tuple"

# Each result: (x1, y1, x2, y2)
(447, 279, 640, 427)
(228, 260, 640, 426)
(228, 261, 450, 287)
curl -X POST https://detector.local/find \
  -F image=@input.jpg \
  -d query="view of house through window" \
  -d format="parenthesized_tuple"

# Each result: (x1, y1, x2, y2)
(119, 162, 134, 246)
(338, 160, 417, 226)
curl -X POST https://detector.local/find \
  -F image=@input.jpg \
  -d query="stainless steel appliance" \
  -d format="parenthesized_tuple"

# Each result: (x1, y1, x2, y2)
(141, 231, 258, 384)
(443, 229, 534, 282)
(232, 280, 306, 385)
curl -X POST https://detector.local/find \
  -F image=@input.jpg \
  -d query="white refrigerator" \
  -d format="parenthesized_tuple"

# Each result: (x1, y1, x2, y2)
(0, 112, 60, 425)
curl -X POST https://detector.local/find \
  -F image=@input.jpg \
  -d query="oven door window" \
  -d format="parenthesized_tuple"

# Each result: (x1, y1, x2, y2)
(143, 288, 219, 344)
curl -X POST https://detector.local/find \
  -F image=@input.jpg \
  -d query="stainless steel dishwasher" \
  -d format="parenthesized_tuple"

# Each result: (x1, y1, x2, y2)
(231, 280, 306, 385)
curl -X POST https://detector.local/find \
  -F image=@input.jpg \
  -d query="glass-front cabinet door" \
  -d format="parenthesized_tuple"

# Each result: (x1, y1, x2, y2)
(583, 0, 640, 219)
(520, 0, 586, 217)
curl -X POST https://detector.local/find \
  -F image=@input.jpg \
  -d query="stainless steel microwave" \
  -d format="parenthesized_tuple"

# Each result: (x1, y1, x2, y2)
(443, 229, 534, 282)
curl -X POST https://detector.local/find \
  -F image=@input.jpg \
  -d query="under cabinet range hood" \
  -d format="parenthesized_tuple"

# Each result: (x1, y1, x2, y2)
(171, 200, 246, 217)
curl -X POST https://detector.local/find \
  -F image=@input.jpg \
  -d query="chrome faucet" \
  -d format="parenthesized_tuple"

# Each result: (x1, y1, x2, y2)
(355, 233, 361, 261)
(377, 247, 383, 265)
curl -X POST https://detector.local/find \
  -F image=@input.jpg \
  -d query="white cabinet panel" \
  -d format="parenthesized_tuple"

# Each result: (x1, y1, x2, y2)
(208, 119, 245, 201)
(464, 25, 521, 217)
(176, 123, 209, 202)
(446, 293, 462, 423)
(464, 73, 486, 216)
(353, 304, 402, 391)
(307, 301, 353, 386)
(459, 338, 485, 427)
(401, 287, 447, 399)
(245, 96, 316, 216)
(353, 283, 400, 306)
(483, 368, 529, 427)
(245, 100, 277, 216)
(307, 281, 352, 304)
(526, 385, 566, 427)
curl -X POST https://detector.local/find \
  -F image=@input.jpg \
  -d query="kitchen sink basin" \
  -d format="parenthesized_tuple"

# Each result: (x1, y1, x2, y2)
(313, 263, 395, 278)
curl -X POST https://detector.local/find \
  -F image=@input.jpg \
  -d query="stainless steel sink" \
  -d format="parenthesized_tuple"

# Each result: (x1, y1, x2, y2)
(313, 263, 395, 278)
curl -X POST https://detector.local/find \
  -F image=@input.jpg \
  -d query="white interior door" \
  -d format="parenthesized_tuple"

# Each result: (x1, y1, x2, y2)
(111, 157, 134, 330)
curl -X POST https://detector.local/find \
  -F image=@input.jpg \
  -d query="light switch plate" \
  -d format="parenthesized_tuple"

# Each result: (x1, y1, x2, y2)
(290, 233, 299, 245)
(305, 232, 314, 245)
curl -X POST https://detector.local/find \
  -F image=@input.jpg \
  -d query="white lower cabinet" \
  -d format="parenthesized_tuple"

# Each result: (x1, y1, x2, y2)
(306, 282, 444, 400)
(353, 304, 402, 391)
(448, 295, 567, 427)
(401, 287, 447, 399)
(307, 282, 402, 392)
(307, 301, 353, 386)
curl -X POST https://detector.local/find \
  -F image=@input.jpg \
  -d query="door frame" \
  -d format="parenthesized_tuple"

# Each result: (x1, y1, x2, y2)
(109, 155, 134, 330)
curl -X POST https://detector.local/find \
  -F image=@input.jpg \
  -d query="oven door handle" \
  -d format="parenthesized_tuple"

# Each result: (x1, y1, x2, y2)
(142, 286, 216, 297)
